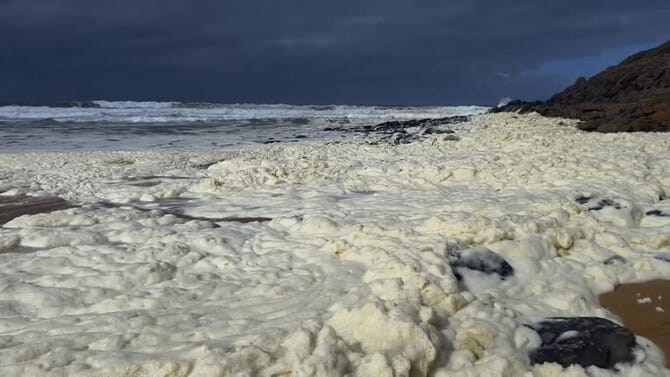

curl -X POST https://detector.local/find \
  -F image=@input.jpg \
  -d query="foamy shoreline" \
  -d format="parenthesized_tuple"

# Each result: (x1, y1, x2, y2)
(1, 113, 670, 376)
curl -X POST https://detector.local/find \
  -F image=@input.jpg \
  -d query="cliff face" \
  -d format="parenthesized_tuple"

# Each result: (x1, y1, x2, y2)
(494, 41, 670, 132)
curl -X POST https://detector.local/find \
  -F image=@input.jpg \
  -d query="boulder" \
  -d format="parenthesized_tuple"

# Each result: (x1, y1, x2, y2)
(528, 317, 637, 369)
(448, 246, 514, 280)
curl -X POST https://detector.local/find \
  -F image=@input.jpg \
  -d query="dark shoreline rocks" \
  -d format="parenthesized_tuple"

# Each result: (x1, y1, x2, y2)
(528, 317, 637, 369)
(448, 246, 514, 280)
(493, 40, 670, 132)
(323, 115, 469, 144)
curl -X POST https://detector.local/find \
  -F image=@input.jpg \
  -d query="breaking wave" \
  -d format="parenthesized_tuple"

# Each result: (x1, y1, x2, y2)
(0, 101, 488, 123)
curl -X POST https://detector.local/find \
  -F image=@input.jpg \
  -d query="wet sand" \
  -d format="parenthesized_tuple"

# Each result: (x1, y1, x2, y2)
(98, 199, 273, 224)
(599, 279, 670, 367)
(0, 195, 75, 225)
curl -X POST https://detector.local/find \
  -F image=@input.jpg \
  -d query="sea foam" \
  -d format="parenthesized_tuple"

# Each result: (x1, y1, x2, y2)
(0, 113, 669, 376)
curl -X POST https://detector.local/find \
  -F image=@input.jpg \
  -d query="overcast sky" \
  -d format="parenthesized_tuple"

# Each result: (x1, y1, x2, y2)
(1, 0, 669, 105)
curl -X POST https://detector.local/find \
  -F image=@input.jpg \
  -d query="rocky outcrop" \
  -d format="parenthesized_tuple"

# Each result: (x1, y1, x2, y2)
(528, 317, 637, 369)
(494, 41, 670, 132)
(323, 115, 468, 144)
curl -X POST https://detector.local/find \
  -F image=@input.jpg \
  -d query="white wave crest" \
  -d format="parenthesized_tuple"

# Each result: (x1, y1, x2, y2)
(0, 102, 489, 123)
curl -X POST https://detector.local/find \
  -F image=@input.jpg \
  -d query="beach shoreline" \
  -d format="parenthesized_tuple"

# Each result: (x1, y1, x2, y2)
(1, 112, 670, 376)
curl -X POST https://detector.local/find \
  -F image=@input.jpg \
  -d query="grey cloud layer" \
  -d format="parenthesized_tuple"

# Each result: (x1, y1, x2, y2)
(1, 0, 669, 104)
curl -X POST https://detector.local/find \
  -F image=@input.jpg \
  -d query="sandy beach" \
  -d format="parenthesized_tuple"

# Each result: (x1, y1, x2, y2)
(600, 280, 670, 367)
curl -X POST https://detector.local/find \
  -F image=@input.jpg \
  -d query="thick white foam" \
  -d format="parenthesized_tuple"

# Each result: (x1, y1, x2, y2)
(0, 113, 669, 376)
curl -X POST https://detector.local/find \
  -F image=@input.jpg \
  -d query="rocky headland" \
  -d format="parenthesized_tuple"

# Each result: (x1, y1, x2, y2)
(494, 40, 670, 132)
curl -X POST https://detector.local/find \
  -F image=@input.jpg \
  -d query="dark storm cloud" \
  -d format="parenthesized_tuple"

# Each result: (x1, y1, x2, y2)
(1, 0, 669, 104)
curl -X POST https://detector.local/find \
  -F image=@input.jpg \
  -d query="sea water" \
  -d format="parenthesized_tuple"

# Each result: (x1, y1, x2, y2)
(0, 102, 486, 151)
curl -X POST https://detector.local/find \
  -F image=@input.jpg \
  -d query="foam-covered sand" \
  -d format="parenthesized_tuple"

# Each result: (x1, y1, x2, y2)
(1, 113, 670, 376)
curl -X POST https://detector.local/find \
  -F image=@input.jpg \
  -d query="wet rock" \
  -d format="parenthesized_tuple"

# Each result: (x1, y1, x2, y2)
(363, 116, 469, 133)
(528, 317, 637, 369)
(323, 115, 469, 144)
(448, 246, 514, 280)
(575, 196, 626, 211)
(588, 198, 623, 211)
(646, 209, 670, 217)
(575, 195, 592, 204)
(603, 255, 626, 265)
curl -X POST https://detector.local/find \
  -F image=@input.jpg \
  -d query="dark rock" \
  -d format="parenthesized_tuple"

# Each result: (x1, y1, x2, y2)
(494, 40, 670, 132)
(528, 317, 637, 369)
(575, 195, 592, 204)
(603, 255, 626, 265)
(654, 254, 670, 263)
(589, 198, 623, 211)
(323, 115, 469, 144)
(575, 196, 626, 211)
(366, 116, 470, 132)
(448, 247, 514, 280)
(646, 209, 670, 217)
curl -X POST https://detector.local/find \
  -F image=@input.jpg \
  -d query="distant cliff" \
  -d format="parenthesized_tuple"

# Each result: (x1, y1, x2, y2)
(493, 41, 670, 132)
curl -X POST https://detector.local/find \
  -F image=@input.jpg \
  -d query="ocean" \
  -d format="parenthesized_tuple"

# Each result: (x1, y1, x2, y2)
(0, 101, 487, 151)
